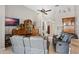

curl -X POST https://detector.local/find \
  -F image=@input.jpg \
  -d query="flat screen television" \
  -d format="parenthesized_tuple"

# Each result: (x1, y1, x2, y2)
(5, 17, 19, 26)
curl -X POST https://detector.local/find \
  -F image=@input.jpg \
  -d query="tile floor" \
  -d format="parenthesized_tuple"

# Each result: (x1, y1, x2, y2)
(3, 47, 13, 54)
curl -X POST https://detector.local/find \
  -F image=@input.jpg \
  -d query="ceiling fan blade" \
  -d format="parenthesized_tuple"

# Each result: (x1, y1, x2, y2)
(46, 9, 51, 12)
(42, 8, 45, 11)
(37, 9, 47, 15)
(44, 12, 47, 15)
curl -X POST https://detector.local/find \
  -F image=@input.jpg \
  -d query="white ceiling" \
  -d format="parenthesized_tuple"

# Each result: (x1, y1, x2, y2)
(25, 5, 55, 12)
(24, 5, 66, 22)
(24, 5, 57, 21)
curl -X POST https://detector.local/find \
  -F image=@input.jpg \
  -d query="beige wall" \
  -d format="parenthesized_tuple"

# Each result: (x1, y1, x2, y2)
(53, 5, 79, 38)
(75, 6, 79, 38)
(5, 5, 38, 34)
(0, 5, 5, 53)
(53, 5, 75, 35)
(5, 5, 38, 23)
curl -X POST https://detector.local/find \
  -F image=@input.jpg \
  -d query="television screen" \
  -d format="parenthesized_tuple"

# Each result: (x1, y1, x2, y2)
(5, 17, 19, 26)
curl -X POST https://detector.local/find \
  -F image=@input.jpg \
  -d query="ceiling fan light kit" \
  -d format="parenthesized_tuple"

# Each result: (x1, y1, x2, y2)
(37, 8, 52, 15)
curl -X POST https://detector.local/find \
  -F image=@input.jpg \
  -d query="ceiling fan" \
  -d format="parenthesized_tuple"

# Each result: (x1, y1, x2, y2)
(37, 8, 52, 15)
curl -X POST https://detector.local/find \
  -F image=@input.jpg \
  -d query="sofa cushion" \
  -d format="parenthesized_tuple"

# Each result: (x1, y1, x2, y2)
(10, 35, 24, 54)
(30, 36, 44, 50)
